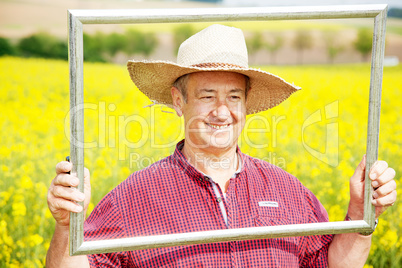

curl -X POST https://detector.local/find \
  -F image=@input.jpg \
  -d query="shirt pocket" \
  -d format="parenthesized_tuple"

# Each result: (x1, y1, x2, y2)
(254, 203, 290, 226)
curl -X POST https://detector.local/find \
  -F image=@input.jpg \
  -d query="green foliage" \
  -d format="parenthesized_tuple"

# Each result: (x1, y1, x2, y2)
(141, 33, 158, 57)
(353, 28, 373, 62)
(292, 30, 313, 64)
(0, 37, 16, 56)
(245, 31, 284, 64)
(17, 32, 67, 60)
(125, 29, 158, 57)
(293, 30, 313, 50)
(388, 8, 402, 18)
(125, 29, 143, 55)
(246, 31, 264, 56)
(323, 31, 344, 64)
(265, 32, 284, 64)
(265, 33, 283, 53)
(104, 32, 127, 57)
(173, 24, 195, 54)
(7, 30, 158, 63)
(83, 32, 107, 62)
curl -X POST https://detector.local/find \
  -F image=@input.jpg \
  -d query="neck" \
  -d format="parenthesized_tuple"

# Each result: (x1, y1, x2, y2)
(181, 141, 238, 188)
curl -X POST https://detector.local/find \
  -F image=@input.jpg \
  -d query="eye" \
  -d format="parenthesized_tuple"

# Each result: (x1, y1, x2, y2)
(229, 95, 241, 101)
(201, 96, 214, 102)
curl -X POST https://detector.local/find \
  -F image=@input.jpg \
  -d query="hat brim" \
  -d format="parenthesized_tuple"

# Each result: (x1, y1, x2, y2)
(127, 60, 301, 115)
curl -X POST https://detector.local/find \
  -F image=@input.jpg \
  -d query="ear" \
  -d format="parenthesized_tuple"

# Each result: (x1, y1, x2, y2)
(171, 87, 184, 117)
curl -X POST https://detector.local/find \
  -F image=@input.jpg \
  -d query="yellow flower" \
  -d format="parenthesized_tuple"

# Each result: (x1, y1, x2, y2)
(8, 261, 22, 268)
(20, 175, 33, 190)
(28, 234, 44, 247)
(311, 167, 320, 177)
(0, 220, 13, 246)
(1, 165, 9, 172)
(1, 57, 402, 266)
(0, 191, 11, 207)
(379, 229, 398, 251)
(45, 208, 53, 219)
(12, 202, 26, 217)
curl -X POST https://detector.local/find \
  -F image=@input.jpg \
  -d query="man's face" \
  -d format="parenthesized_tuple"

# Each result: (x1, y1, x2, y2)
(174, 71, 247, 151)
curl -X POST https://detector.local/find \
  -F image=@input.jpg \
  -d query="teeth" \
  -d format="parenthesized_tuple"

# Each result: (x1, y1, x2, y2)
(208, 124, 229, 130)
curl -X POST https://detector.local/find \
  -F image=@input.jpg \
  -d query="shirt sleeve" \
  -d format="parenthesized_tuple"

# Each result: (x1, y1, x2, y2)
(300, 187, 334, 267)
(84, 189, 129, 267)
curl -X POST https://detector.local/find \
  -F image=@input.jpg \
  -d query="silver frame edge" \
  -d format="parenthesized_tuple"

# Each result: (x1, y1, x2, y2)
(68, 4, 387, 255)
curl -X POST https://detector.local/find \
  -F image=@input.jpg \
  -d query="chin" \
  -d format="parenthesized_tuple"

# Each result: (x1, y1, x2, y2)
(187, 131, 237, 150)
(208, 136, 236, 150)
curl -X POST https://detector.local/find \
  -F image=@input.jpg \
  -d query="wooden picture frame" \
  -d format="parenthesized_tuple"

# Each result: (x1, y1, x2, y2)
(68, 4, 387, 255)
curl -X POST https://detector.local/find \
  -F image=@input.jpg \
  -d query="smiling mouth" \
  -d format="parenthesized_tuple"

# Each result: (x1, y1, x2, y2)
(206, 123, 230, 130)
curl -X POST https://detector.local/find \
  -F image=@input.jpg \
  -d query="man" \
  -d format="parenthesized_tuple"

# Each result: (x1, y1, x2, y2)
(47, 25, 396, 267)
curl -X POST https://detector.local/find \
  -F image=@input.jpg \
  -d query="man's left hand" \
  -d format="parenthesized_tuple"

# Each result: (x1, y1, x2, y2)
(348, 155, 397, 220)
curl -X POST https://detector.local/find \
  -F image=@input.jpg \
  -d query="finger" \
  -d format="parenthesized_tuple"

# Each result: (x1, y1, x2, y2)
(84, 167, 90, 180)
(373, 180, 397, 199)
(55, 161, 73, 174)
(369, 160, 388, 180)
(350, 155, 366, 183)
(51, 185, 85, 202)
(372, 190, 397, 207)
(372, 167, 396, 188)
(48, 197, 83, 213)
(53, 173, 80, 187)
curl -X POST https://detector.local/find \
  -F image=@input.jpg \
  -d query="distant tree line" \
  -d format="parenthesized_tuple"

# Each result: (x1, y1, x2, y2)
(0, 29, 159, 62)
(244, 28, 373, 64)
(389, 8, 402, 18)
(0, 25, 374, 64)
(0, 25, 196, 62)
(0, 33, 68, 60)
(82, 29, 158, 62)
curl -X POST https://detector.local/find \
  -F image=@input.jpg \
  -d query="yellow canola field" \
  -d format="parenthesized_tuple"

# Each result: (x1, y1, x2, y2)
(0, 57, 401, 267)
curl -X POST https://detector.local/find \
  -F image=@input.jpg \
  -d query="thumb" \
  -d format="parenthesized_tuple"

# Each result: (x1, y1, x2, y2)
(351, 155, 366, 183)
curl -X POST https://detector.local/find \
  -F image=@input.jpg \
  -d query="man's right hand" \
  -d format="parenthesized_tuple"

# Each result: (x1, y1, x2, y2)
(46, 161, 91, 268)
(47, 161, 91, 227)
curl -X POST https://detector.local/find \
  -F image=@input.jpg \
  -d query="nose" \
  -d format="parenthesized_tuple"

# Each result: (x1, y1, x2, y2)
(212, 100, 231, 120)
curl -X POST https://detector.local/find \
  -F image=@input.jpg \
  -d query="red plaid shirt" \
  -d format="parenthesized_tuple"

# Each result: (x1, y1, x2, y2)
(85, 140, 333, 267)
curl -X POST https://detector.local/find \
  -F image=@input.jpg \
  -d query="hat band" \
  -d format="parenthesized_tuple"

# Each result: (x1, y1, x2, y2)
(191, 62, 245, 69)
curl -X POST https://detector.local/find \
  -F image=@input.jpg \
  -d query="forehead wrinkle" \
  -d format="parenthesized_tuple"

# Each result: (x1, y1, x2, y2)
(229, 88, 245, 94)
(196, 88, 244, 95)
(194, 88, 216, 97)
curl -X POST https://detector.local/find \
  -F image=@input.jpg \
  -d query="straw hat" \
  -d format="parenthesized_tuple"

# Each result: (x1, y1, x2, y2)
(127, 24, 300, 115)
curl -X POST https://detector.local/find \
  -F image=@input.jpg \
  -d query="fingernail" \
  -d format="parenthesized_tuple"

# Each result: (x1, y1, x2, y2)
(75, 205, 83, 213)
(372, 181, 379, 188)
(370, 173, 377, 180)
(373, 192, 379, 199)
(371, 199, 377, 205)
